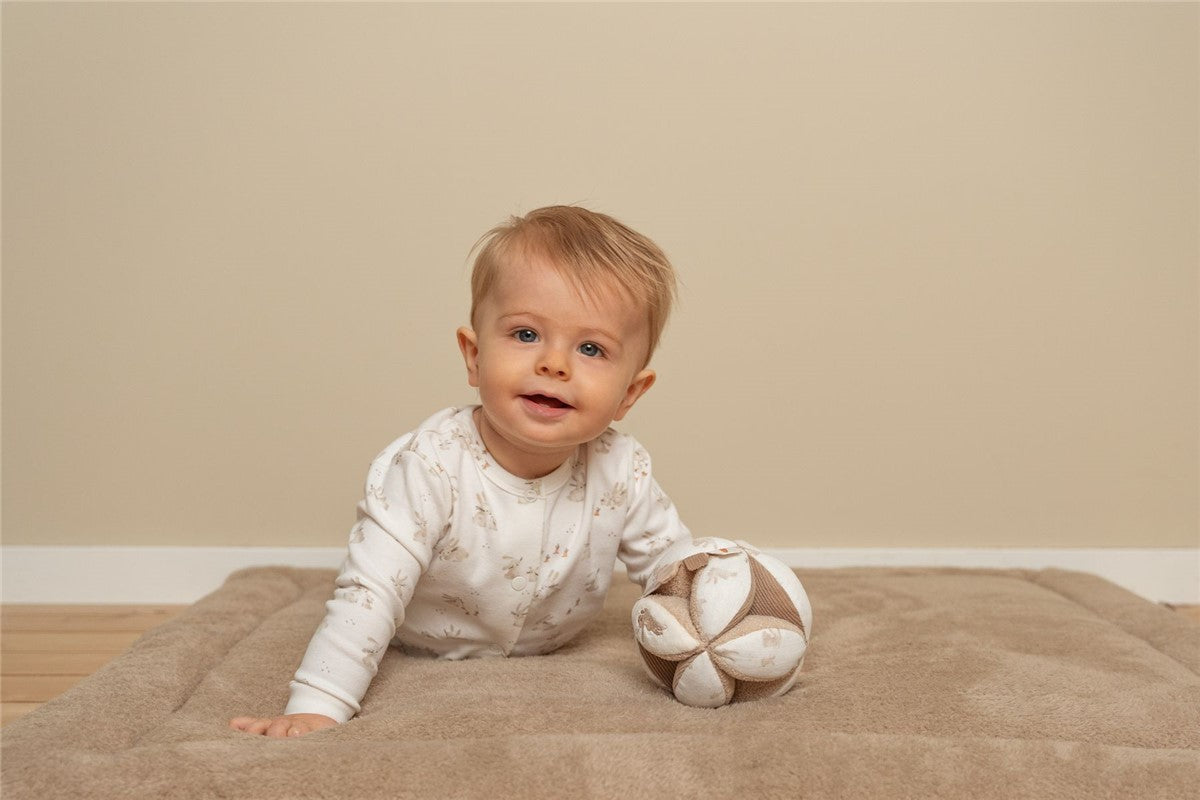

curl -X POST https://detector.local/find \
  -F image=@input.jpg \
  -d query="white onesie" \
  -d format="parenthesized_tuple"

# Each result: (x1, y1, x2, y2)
(285, 405, 692, 722)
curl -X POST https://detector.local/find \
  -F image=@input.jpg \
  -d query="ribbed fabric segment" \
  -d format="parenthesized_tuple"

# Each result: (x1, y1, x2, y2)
(747, 557, 807, 637)
(637, 644, 679, 690)
(732, 664, 803, 703)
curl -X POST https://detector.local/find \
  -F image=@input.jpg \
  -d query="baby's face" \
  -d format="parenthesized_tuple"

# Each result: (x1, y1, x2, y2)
(457, 255, 656, 478)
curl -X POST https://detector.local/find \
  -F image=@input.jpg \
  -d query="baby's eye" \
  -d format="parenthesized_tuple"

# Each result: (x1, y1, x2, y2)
(515, 329, 539, 343)
(578, 342, 604, 358)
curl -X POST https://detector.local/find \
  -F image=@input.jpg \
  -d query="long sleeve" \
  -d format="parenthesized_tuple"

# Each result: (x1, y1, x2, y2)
(285, 438, 453, 722)
(618, 443, 693, 587)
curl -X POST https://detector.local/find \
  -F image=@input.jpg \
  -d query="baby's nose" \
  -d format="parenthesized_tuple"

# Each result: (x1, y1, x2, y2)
(537, 353, 570, 378)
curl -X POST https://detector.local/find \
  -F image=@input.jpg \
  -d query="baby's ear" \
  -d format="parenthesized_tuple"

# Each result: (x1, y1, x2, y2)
(613, 369, 656, 421)
(456, 327, 480, 388)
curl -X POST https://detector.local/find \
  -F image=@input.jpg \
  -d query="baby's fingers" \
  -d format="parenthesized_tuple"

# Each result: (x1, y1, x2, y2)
(265, 717, 297, 738)
(229, 716, 273, 735)
(231, 713, 335, 738)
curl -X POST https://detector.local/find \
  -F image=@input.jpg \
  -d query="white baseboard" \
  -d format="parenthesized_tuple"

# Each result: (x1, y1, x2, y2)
(1, 546, 1196, 605)
(0, 547, 345, 605)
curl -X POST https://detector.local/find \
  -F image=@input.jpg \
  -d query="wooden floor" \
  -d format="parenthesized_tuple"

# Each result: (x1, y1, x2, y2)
(1, 604, 188, 726)
(2, 602, 1198, 727)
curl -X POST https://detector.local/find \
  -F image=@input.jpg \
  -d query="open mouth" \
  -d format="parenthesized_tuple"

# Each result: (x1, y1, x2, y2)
(522, 393, 573, 409)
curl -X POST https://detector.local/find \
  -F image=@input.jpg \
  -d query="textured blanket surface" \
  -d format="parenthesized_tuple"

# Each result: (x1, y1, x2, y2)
(2, 566, 1198, 799)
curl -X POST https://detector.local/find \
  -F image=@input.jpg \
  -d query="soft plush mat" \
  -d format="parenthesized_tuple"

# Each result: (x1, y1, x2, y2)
(2, 566, 1198, 799)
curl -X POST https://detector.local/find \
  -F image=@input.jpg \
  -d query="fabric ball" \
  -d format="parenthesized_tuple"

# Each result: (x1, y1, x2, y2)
(632, 537, 813, 708)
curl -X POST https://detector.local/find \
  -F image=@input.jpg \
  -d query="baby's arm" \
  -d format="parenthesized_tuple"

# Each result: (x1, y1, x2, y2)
(618, 443, 693, 587)
(230, 439, 450, 735)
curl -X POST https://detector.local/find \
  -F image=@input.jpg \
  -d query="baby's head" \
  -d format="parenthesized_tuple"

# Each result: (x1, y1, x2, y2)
(467, 206, 677, 368)
(457, 206, 678, 478)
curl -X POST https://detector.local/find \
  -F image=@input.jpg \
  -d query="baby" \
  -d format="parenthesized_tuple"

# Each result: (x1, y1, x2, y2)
(231, 205, 692, 737)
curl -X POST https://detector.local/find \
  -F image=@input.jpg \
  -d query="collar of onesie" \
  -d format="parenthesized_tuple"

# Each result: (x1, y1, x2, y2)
(456, 405, 578, 500)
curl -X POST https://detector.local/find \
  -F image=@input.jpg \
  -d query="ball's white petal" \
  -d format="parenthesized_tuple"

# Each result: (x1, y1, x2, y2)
(671, 651, 734, 708)
(748, 551, 814, 638)
(689, 536, 740, 553)
(710, 616, 807, 681)
(772, 660, 805, 697)
(631, 595, 703, 659)
(691, 551, 754, 641)
(733, 539, 763, 556)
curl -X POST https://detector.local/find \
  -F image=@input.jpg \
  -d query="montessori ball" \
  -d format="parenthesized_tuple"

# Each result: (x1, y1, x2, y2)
(632, 538, 813, 708)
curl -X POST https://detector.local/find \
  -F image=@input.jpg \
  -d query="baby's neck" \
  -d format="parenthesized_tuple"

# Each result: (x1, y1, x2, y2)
(471, 408, 573, 479)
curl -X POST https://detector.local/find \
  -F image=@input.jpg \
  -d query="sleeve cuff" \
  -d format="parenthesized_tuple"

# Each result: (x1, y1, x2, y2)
(284, 680, 360, 724)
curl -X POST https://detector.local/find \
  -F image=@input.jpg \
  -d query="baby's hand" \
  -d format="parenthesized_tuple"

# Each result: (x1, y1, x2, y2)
(229, 713, 339, 738)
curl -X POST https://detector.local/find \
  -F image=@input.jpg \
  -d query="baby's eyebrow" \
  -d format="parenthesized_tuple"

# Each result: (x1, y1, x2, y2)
(579, 326, 622, 346)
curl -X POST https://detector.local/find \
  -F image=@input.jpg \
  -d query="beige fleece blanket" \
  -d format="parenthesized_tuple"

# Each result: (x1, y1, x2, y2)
(2, 566, 1198, 799)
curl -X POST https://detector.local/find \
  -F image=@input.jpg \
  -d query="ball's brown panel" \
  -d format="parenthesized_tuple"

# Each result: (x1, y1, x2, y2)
(730, 667, 800, 703)
(657, 566, 694, 599)
(747, 556, 806, 636)
(638, 644, 681, 690)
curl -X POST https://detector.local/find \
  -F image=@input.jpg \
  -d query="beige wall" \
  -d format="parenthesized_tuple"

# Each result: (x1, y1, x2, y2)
(2, 3, 1196, 550)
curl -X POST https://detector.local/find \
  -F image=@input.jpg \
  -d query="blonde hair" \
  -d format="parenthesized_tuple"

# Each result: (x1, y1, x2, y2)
(468, 206, 678, 364)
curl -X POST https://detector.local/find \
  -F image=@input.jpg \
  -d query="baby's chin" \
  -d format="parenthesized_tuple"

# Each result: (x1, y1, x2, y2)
(508, 422, 608, 456)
